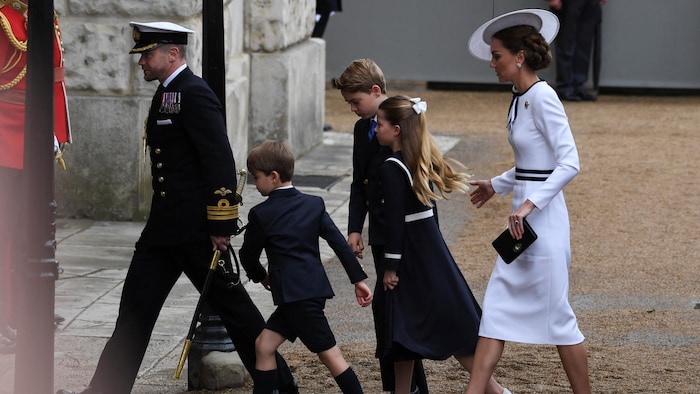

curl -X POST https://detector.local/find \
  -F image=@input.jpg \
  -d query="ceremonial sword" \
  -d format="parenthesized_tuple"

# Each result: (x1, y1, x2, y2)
(174, 168, 248, 380)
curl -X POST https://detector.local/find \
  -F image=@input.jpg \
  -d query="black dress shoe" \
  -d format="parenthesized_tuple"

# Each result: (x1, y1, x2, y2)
(578, 90, 598, 101)
(389, 389, 420, 394)
(55, 314, 66, 329)
(276, 382, 299, 394)
(560, 92, 582, 102)
(556, 89, 581, 102)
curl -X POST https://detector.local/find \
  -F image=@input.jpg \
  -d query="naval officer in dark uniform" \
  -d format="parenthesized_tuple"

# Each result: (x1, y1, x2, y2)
(57, 21, 297, 394)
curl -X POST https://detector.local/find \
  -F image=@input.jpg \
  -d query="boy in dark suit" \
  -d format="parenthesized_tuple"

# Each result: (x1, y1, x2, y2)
(333, 59, 428, 394)
(240, 140, 373, 394)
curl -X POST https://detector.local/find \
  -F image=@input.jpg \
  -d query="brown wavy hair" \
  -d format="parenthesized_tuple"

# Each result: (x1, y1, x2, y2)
(332, 58, 387, 94)
(378, 95, 471, 206)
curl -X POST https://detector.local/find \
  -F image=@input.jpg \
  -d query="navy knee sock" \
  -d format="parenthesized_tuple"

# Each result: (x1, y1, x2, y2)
(253, 368, 278, 394)
(334, 367, 363, 394)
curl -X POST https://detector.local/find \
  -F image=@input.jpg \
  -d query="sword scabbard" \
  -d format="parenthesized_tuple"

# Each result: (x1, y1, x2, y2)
(173, 339, 192, 380)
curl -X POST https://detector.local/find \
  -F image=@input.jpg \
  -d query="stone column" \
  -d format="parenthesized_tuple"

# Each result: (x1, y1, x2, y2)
(246, 0, 324, 156)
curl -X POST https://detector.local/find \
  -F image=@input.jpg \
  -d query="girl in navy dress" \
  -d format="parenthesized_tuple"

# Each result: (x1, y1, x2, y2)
(374, 96, 510, 394)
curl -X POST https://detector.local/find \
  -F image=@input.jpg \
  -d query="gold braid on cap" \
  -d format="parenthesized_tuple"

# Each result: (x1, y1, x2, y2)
(137, 42, 161, 52)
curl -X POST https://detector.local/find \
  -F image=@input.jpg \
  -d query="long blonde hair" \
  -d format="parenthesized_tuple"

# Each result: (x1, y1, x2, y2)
(379, 95, 471, 206)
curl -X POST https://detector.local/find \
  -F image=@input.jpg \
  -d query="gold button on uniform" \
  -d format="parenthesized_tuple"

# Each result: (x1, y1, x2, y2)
(158, 177, 164, 183)
(363, 179, 369, 185)
(160, 191, 166, 197)
(155, 148, 161, 154)
(156, 163, 163, 169)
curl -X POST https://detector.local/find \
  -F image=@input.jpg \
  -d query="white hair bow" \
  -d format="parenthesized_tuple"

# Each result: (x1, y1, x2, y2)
(410, 97, 427, 114)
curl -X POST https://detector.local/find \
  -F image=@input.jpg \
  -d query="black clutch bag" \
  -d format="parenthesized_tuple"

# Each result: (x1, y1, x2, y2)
(492, 219, 538, 264)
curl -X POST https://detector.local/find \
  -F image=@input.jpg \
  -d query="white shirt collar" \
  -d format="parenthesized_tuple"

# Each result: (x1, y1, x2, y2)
(163, 64, 187, 87)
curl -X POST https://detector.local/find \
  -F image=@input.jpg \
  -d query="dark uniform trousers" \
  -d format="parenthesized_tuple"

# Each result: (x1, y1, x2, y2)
(553, 0, 602, 94)
(89, 239, 294, 394)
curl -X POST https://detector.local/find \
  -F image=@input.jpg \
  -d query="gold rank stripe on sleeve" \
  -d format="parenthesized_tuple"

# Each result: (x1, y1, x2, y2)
(207, 199, 238, 221)
(207, 187, 238, 221)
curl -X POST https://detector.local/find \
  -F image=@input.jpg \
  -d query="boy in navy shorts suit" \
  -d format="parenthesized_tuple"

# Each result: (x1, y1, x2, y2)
(240, 140, 373, 394)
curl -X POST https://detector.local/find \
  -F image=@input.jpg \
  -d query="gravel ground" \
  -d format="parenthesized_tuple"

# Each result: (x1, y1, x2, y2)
(194, 87, 700, 394)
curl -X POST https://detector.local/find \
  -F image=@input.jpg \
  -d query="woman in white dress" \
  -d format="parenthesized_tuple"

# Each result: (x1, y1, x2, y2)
(465, 9, 591, 394)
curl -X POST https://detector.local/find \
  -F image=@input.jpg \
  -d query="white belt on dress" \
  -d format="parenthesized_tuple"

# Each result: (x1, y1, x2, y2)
(384, 210, 434, 261)
(405, 209, 433, 222)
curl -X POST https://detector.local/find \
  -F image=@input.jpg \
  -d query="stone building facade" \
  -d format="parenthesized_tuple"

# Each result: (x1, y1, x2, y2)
(54, 0, 324, 220)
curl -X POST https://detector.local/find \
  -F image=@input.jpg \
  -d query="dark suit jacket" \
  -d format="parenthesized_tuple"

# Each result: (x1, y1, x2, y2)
(140, 67, 238, 246)
(239, 187, 367, 305)
(348, 117, 392, 246)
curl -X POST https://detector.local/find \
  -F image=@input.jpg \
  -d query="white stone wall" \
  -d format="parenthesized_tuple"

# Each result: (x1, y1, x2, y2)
(55, 0, 323, 220)
(246, 0, 315, 52)
(246, 0, 323, 156)
(249, 38, 325, 155)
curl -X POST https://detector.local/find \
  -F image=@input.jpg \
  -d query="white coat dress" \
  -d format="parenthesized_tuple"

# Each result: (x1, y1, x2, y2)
(479, 80, 585, 345)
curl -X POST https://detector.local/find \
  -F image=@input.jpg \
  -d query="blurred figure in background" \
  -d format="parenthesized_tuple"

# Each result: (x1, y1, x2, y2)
(549, 0, 607, 101)
(312, 0, 342, 38)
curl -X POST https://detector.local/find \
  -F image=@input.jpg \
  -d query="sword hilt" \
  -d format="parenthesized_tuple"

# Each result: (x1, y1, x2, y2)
(209, 249, 222, 270)
(234, 168, 247, 205)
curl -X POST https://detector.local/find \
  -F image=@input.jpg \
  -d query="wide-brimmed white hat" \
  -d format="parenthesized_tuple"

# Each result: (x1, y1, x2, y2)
(468, 9, 559, 61)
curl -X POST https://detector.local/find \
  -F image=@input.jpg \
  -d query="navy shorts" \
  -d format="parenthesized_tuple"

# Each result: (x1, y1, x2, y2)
(265, 297, 337, 353)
